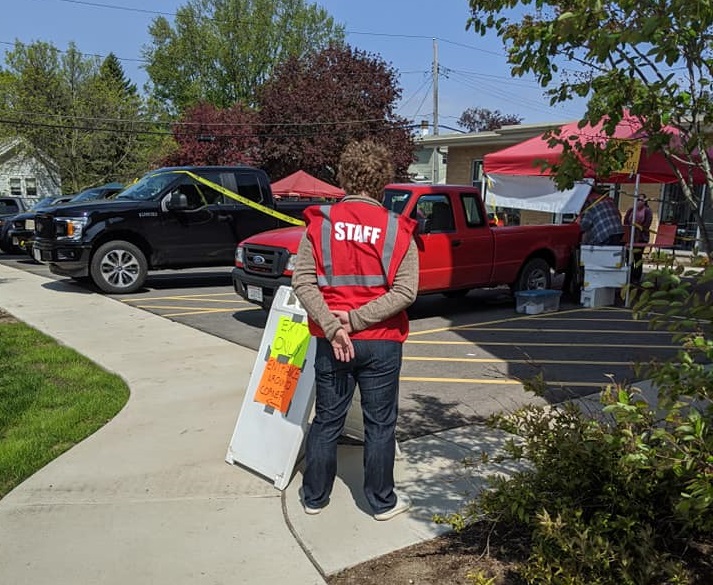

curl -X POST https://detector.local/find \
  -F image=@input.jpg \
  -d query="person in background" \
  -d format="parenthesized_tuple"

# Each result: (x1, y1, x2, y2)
(623, 195, 653, 283)
(579, 186, 624, 245)
(292, 139, 419, 521)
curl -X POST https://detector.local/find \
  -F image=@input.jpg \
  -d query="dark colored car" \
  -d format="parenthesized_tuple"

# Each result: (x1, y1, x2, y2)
(0, 196, 34, 253)
(66, 182, 124, 204)
(7, 183, 124, 256)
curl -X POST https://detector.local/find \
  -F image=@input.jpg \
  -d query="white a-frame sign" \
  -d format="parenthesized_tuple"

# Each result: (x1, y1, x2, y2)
(225, 286, 318, 490)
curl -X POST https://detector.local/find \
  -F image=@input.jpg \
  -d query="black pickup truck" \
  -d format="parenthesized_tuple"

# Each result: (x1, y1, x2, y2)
(32, 166, 322, 294)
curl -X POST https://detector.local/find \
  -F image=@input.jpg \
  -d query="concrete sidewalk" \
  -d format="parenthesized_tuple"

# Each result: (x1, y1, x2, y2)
(0, 263, 518, 584)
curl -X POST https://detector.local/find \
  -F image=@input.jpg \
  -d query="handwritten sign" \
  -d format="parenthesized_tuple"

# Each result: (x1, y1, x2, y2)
(254, 357, 302, 413)
(254, 315, 311, 414)
(269, 315, 311, 367)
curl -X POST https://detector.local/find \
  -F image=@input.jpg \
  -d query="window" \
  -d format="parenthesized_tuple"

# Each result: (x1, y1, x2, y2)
(461, 194, 484, 227)
(0, 199, 21, 214)
(235, 172, 264, 204)
(383, 189, 412, 214)
(413, 194, 455, 232)
(25, 177, 37, 197)
(471, 160, 485, 189)
(10, 178, 21, 196)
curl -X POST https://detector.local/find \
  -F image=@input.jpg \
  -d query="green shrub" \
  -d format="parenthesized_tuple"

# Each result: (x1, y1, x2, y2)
(443, 265, 713, 584)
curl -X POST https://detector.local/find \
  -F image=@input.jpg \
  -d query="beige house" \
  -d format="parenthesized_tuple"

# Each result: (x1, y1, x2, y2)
(0, 138, 61, 203)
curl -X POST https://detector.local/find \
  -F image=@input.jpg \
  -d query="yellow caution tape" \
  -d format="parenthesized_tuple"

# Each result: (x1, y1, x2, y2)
(170, 170, 306, 227)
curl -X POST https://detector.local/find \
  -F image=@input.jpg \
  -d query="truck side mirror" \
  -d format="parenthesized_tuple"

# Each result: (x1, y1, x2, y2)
(165, 191, 188, 211)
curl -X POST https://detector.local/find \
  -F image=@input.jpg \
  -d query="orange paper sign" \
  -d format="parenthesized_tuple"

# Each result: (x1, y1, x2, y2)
(254, 357, 302, 414)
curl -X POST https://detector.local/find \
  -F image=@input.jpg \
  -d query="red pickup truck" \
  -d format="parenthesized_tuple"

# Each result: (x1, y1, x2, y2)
(232, 183, 581, 309)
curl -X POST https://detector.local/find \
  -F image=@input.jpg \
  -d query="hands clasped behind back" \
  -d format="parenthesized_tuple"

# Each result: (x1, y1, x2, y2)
(331, 310, 354, 362)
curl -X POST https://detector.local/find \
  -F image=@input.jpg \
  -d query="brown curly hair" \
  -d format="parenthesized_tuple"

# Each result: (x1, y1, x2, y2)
(337, 140, 395, 202)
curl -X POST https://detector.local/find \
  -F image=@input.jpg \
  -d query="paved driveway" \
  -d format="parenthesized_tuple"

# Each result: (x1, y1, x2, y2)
(1, 253, 684, 440)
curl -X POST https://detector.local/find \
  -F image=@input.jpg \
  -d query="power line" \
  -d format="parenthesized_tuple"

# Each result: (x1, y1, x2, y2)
(3, 110, 410, 128)
(0, 116, 417, 139)
(31, 0, 174, 17)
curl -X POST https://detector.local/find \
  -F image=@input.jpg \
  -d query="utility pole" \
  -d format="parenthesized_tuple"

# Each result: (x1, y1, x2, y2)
(432, 38, 439, 136)
(432, 38, 439, 183)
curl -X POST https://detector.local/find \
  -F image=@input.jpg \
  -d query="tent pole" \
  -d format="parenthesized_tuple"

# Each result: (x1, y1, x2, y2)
(625, 174, 641, 307)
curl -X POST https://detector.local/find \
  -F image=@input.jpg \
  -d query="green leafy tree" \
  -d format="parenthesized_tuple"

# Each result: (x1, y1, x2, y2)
(458, 107, 522, 132)
(258, 43, 414, 184)
(1, 42, 161, 192)
(1, 41, 67, 192)
(467, 0, 713, 256)
(143, 0, 345, 113)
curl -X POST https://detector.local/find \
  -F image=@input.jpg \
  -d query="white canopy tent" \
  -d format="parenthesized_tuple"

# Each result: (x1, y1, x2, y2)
(484, 174, 594, 215)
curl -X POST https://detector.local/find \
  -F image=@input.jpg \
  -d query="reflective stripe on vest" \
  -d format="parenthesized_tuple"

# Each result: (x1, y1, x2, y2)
(315, 205, 400, 287)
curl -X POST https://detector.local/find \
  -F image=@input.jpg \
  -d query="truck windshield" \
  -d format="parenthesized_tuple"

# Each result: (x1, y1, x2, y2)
(115, 172, 178, 201)
(383, 189, 412, 215)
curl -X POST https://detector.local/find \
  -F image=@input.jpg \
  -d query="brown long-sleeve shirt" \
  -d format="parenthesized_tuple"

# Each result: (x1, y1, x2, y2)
(291, 195, 419, 341)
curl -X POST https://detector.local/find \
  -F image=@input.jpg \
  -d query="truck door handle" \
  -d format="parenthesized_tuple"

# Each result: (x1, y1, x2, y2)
(452, 239, 462, 247)
(217, 214, 232, 222)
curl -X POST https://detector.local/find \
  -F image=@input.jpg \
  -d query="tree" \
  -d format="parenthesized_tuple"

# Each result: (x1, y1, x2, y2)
(161, 102, 261, 166)
(1, 41, 160, 192)
(258, 43, 415, 184)
(143, 0, 345, 114)
(99, 52, 137, 96)
(467, 0, 713, 256)
(457, 107, 522, 132)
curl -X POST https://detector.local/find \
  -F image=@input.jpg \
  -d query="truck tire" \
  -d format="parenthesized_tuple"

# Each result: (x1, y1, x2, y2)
(514, 258, 551, 291)
(90, 240, 148, 294)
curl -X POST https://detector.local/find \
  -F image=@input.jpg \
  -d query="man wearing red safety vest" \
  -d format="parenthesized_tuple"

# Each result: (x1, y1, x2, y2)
(292, 140, 419, 521)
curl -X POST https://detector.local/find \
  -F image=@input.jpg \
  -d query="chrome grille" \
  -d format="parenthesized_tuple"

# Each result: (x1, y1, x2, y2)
(242, 245, 288, 276)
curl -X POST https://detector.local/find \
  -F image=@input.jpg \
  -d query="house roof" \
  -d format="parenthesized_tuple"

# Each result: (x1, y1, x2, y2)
(0, 137, 58, 170)
(0, 138, 24, 161)
(415, 120, 572, 149)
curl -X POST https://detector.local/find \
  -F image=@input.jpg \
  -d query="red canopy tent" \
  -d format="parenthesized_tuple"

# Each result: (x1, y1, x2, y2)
(480, 115, 707, 215)
(484, 115, 702, 184)
(270, 170, 345, 200)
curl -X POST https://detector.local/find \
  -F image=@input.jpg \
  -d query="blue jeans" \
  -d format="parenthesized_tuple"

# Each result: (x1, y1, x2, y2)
(302, 338, 402, 515)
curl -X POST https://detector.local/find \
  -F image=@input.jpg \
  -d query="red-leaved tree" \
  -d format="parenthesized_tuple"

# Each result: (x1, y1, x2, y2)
(161, 102, 261, 167)
(258, 44, 414, 184)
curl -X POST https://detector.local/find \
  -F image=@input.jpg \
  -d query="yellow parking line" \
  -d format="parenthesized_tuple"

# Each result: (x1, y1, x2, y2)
(120, 293, 236, 302)
(409, 306, 610, 336)
(454, 327, 676, 334)
(404, 356, 634, 366)
(531, 317, 637, 322)
(406, 340, 678, 349)
(161, 307, 258, 317)
(399, 376, 605, 387)
(400, 376, 522, 384)
(132, 305, 235, 311)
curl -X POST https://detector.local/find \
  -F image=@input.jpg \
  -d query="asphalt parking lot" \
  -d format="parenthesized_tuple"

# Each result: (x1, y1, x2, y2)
(0, 253, 685, 439)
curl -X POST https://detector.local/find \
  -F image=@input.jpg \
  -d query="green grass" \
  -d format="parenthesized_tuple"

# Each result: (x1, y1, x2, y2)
(0, 318, 129, 499)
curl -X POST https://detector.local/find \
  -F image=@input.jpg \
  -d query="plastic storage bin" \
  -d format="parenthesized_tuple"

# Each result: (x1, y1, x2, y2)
(582, 267, 628, 288)
(581, 286, 616, 308)
(515, 289, 562, 315)
(580, 245, 625, 268)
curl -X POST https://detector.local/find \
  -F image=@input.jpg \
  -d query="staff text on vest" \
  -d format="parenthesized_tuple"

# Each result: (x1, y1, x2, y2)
(333, 222, 382, 244)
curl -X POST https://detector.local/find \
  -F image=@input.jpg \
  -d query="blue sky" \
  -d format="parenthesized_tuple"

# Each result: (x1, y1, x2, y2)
(1, 0, 586, 130)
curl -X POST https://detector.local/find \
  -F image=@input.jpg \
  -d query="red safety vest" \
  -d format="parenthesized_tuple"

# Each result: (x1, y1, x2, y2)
(303, 201, 416, 342)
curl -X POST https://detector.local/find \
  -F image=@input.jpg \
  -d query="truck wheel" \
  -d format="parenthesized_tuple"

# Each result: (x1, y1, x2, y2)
(90, 241, 147, 294)
(515, 258, 552, 291)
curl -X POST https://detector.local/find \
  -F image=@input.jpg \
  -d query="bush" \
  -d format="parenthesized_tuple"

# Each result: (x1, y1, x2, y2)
(443, 265, 713, 584)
